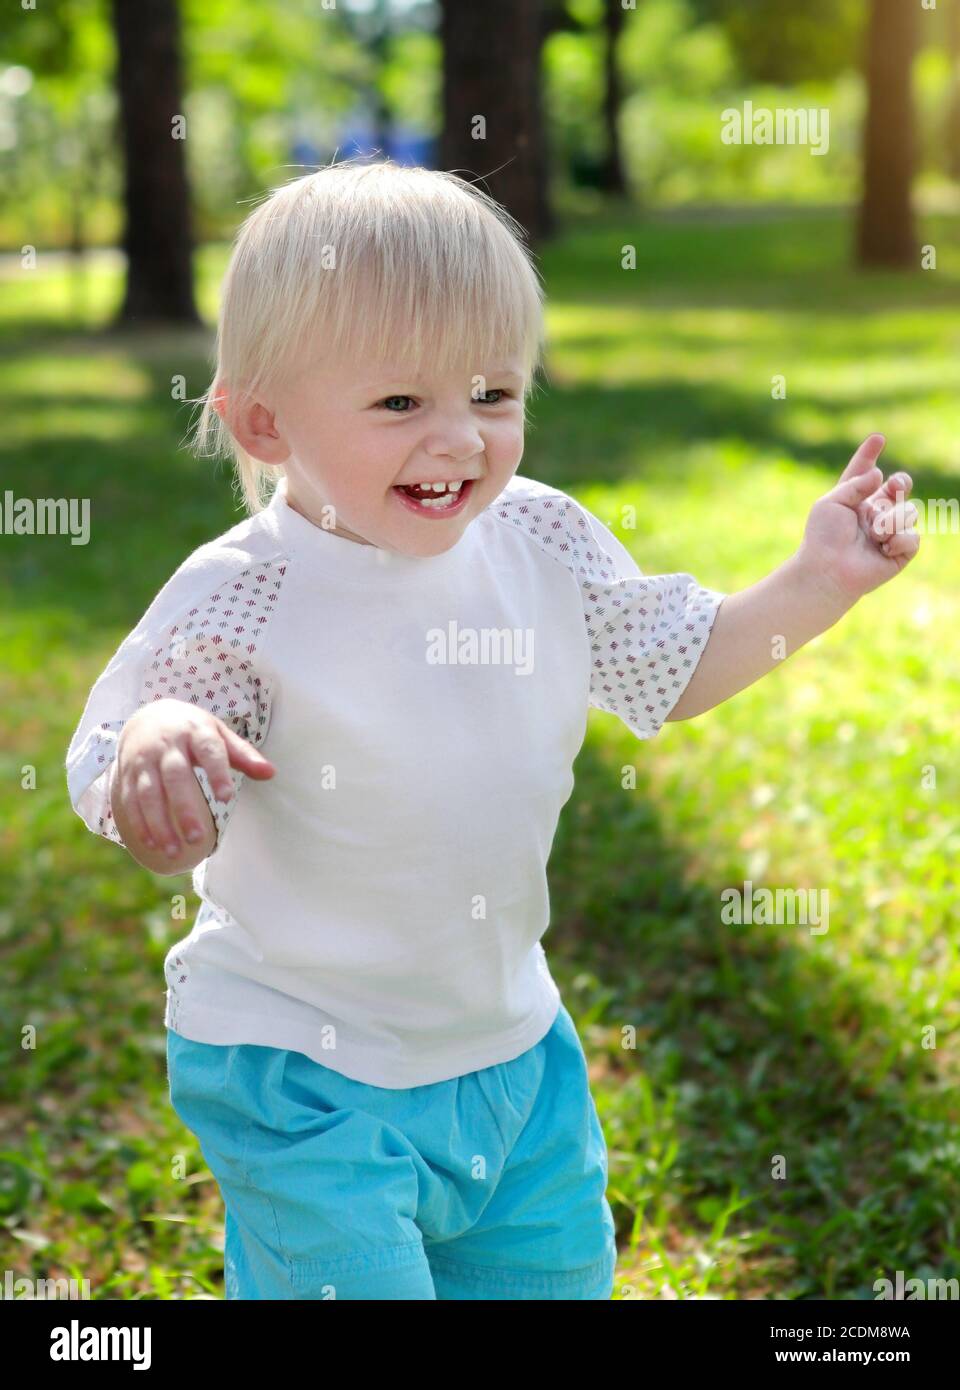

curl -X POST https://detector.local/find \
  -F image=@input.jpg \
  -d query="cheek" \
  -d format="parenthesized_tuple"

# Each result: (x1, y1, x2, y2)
(354, 427, 415, 492)
(489, 417, 524, 457)
(335, 455, 398, 510)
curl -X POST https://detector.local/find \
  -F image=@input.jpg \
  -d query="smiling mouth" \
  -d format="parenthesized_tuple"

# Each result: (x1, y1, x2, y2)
(392, 478, 476, 515)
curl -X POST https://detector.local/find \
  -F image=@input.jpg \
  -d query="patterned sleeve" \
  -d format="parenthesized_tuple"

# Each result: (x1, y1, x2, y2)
(493, 478, 727, 740)
(502, 489, 722, 745)
(571, 499, 726, 740)
(65, 553, 284, 852)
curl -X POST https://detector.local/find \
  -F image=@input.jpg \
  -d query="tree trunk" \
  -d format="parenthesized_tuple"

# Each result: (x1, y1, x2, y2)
(111, 0, 201, 325)
(856, 0, 917, 269)
(947, 0, 960, 183)
(439, 0, 552, 247)
(596, 0, 627, 195)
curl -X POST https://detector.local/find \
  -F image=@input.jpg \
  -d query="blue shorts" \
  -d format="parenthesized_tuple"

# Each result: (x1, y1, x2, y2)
(166, 1000, 617, 1300)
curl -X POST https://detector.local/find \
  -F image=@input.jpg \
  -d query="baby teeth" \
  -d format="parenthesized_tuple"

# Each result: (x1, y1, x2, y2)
(417, 493, 458, 509)
(399, 479, 468, 510)
(407, 480, 465, 493)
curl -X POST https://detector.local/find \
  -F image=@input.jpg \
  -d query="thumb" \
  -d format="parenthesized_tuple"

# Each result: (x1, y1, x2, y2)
(826, 463, 883, 511)
(219, 723, 275, 779)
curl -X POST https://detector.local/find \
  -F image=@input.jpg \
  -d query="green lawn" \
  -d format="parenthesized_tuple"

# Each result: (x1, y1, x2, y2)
(1, 207, 958, 1299)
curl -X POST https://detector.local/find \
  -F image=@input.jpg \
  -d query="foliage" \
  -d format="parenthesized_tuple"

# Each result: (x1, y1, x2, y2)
(1, 207, 957, 1296)
(688, 0, 865, 84)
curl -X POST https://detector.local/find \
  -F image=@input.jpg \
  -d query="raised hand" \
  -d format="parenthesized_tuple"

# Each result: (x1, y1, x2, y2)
(795, 434, 920, 605)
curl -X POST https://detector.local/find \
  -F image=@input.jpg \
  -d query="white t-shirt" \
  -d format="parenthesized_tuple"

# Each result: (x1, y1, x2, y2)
(65, 473, 725, 1087)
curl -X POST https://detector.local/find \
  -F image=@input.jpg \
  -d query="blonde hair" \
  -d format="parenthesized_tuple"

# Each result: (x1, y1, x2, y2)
(186, 156, 548, 516)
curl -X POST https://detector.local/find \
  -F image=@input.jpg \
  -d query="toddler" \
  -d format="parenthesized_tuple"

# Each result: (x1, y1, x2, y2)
(65, 159, 920, 1301)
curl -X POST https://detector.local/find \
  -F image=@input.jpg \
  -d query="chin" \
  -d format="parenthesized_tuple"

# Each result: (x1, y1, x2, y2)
(401, 533, 462, 558)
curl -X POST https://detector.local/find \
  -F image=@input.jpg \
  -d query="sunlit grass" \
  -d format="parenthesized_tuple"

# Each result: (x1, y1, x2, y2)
(1, 207, 958, 1299)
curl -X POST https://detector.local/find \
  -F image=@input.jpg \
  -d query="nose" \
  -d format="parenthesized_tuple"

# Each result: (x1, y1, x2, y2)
(422, 419, 485, 465)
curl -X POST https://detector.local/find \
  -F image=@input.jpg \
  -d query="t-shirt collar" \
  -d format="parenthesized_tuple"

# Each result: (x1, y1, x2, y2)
(261, 473, 471, 581)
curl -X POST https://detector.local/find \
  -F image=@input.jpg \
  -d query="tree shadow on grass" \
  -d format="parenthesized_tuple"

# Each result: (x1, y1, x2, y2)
(547, 729, 959, 1299)
(2, 321, 957, 1299)
(527, 379, 960, 502)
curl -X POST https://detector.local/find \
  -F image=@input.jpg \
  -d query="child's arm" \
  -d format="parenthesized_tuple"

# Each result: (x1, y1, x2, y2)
(667, 434, 920, 722)
(66, 555, 281, 868)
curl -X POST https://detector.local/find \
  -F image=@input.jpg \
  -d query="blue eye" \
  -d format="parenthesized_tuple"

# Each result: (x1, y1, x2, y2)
(376, 389, 512, 412)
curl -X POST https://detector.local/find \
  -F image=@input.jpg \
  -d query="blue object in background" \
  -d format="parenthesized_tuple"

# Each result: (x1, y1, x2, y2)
(336, 115, 379, 159)
(290, 137, 324, 170)
(387, 130, 436, 166)
(295, 122, 435, 168)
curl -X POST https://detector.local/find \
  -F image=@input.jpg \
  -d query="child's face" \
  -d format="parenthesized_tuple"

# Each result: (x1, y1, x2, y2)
(269, 356, 528, 555)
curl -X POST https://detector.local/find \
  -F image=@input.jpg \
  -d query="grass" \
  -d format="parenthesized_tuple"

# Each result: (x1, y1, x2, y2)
(1, 206, 958, 1299)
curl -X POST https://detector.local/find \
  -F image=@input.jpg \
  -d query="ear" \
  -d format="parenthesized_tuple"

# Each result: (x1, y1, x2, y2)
(230, 391, 291, 466)
(211, 381, 229, 420)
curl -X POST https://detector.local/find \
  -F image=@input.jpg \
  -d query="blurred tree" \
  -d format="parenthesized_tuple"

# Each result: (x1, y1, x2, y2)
(540, 0, 624, 196)
(439, 0, 551, 244)
(689, 0, 863, 83)
(597, 0, 627, 195)
(947, 0, 960, 183)
(111, 0, 200, 325)
(856, 0, 916, 268)
(692, 0, 918, 268)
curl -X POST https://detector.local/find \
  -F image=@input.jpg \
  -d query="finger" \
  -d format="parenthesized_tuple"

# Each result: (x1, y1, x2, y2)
(837, 433, 885, 484)
(871, 500, 919, 539)
(116, 767, 156, 849)
(881, 530, 920, 562)
(187, 724, 239, 804)
(862, 492, 892, 524)
(883, 471, 912, 500)
(858, 469, 910, 524)
(217, 723, 276, 780)
(158, 744, 213, 846)
(133, 759, 183, 857)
